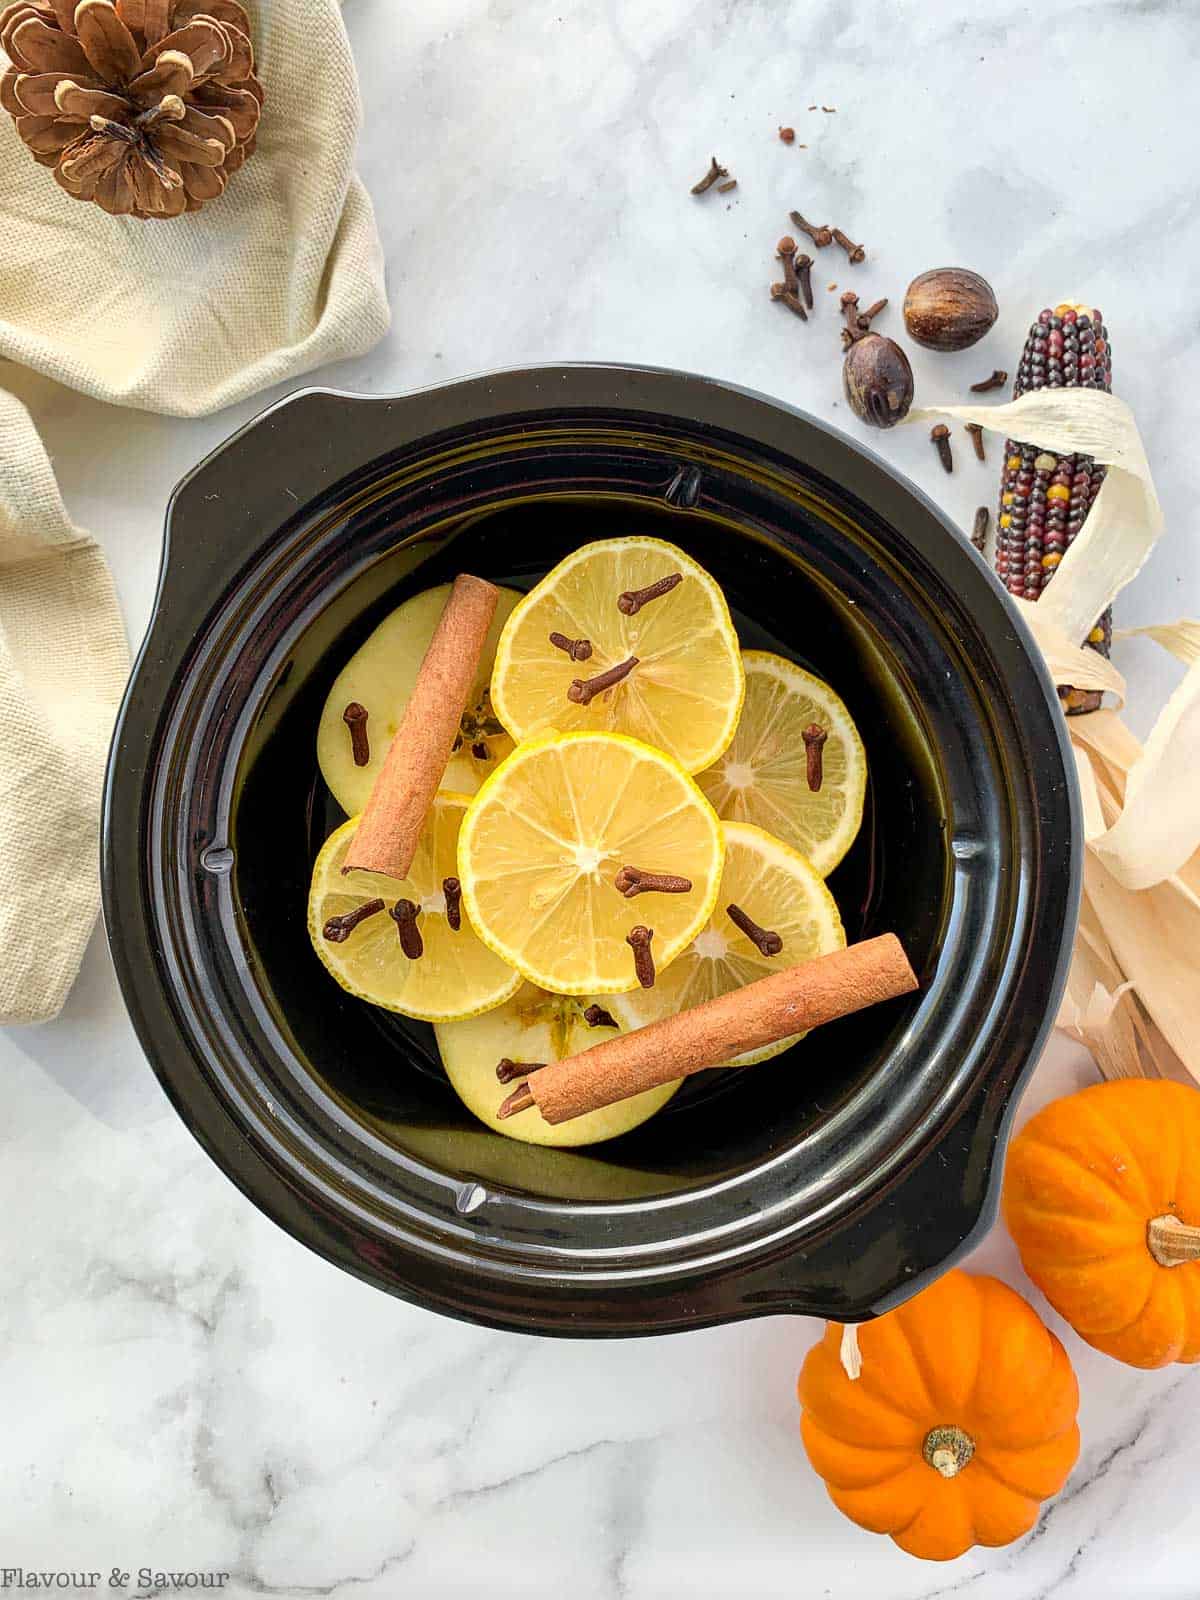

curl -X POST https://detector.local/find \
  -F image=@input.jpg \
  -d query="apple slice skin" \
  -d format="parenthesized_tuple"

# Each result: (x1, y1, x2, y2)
(317, 584, 522, 817)
(435, 983, 680, 1148)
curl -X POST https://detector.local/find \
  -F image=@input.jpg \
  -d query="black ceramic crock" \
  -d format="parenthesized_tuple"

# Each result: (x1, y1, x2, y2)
(101, 364, 1080, 1337)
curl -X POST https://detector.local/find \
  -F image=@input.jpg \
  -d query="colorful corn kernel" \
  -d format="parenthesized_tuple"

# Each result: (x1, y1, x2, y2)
(995, 303, 1113, 713)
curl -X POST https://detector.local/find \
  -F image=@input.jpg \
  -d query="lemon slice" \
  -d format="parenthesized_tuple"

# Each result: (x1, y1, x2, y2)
(317, 583, 522, 816)
(458, 730, 724, 995)
(490, 537, 744, 774)
(435, 984, 680, 1147)
(608, 821, 845, 1065)
(308, 799, 521, 1023)
(697, 651, 867, 877)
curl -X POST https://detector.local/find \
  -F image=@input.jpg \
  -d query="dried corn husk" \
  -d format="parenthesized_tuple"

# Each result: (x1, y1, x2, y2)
(908, 392, 1200, 1083)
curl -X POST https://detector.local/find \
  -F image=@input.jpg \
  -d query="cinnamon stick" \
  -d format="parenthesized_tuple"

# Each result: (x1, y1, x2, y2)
(505, 935, 917, 1124)
(345, 575, 499, 879)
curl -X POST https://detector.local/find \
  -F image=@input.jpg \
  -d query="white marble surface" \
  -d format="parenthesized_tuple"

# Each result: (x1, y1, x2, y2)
(3, 0, 1200, 1593)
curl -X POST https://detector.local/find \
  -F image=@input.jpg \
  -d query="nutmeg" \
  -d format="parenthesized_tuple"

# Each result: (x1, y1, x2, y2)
(903, 269, 998, 352)
(842, 335, 915, 429)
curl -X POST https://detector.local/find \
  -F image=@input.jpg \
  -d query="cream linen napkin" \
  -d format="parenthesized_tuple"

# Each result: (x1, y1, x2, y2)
(0, 389, 129, 1023)
(0, 0, 389, 416)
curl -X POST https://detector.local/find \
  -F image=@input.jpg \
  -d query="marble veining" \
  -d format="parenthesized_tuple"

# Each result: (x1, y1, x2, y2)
(2, 0, 1199, 1593)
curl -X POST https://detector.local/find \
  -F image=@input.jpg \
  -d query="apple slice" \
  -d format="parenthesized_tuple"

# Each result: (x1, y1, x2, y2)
(435, 983, 679, 1147)
(317, 583, 522, 816)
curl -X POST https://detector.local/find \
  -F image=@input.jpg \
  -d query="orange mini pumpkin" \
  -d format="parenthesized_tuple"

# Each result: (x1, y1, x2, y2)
(797, 1270, 1079, 1562)
(1004, 1078, 1200, 1368)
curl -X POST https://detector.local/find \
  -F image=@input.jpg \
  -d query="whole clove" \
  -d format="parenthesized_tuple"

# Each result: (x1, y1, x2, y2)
(789, 209, 833, 248)
(323, 899, 385, 943)
(627, 925, 656, 989)
(442, 876, 462, 930)
(832, 227, 866, 264)
(568, 656, 638, 705)
(964, 422, 986, 462)
(342, 702, 370, 767)
(390, 899, 424, 960)
(930, 424, 954, 473)
(802, 723, 828, 792)
(794, 252, 814, 309)
(840, 295, 888, 348)
(776, 236, 800, 295)
(726, 903, 783, 958)
(549, 631, 593, 661)
(583, 1004, 618, 1029)
(971, 506, 989, 554)
(691, 156, 728, 195)
(770, 283, 809, 321)
(496, 1058, 547, 1084)
(618, 573, 682, 615)
(614, 865, 693, 898)
(970, 369, 1008, 393)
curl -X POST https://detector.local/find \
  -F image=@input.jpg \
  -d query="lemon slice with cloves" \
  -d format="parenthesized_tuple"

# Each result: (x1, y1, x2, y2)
(308, 798, 521, 1022)
(489, 537, 744, 775)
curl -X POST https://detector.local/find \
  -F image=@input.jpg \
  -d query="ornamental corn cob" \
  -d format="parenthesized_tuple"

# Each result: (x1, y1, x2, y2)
(995, 304, 1113, 714)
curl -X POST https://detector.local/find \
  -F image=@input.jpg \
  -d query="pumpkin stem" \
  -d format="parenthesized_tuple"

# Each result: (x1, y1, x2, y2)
(1147, 1213, 1200, 1267)
(922, 1425, 975, 1479)
(839, 1324, 862, 1381)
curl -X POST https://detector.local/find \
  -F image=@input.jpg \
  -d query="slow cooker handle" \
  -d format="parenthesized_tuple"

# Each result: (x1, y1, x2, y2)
(730, 1063, 1020, 1323)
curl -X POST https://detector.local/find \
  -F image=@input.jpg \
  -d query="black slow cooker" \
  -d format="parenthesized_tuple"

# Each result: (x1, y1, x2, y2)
(101, 364, 1079, 1335)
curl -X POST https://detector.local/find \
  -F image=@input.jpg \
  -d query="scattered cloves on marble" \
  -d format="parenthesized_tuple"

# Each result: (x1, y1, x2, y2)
(777, 236, 801, 295)
(971, 506, 989, 554)
(771, 282, 809, 321)
(789, 209, 833, 248)
(794, 252, 814, 309)
(832, 227, 866, 264)
(691, 156, 729, 195)
(970, 369, 1008, 393)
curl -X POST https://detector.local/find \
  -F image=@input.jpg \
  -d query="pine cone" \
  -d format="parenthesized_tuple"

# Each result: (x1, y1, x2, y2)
(0, 0, 263, 217)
